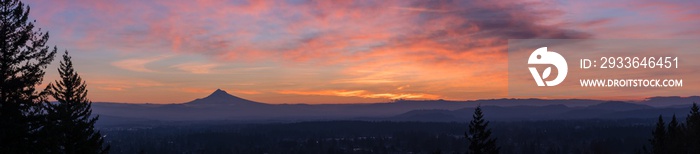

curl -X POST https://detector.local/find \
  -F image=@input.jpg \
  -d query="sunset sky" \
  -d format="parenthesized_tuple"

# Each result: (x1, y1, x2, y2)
(24, 0, 700, 104)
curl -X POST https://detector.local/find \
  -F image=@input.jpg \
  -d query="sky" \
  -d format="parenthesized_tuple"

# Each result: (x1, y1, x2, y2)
(23, 0, 700, 104)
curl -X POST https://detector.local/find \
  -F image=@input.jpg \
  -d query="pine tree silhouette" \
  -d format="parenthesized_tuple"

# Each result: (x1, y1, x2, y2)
(466, 105, 499, 154)
(0, 0, 57, 153)
(666, 114, 682, 154)
(686, 102, 700, 153)
(646, 103, 700, 154)
(649, 115, 666, 154)
(44, 51, 109, 153)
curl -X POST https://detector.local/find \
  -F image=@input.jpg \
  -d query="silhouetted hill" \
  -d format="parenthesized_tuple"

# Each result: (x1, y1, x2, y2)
(394, 98, 602, 107)
(641, 96, 700, 107)
(390, 109, 462, 122)
(586, 101, 652, 111)
(388, 101, 692, 122)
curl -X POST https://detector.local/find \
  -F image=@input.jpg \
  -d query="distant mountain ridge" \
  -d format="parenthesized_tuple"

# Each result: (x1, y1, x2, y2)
(90, 89, 700, 126)
(387, 102, 678, 122)
(643, 96, 700, 107)
(586, 101, 653, 111)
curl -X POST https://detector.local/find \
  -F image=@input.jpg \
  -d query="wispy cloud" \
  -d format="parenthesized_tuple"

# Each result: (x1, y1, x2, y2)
(396, 85, 410, 90)
(231, 90, 262, 95)
(172, 62, 220, 74)
(390, 6, 452, 13)
(90, 79, 164, 91)
(111, 55, 173, 73)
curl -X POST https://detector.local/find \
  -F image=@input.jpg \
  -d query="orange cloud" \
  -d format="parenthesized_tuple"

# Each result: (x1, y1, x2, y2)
(230, 90, 262, 95)
(277, 90, 440, 100)
(397, 85, 410, 90)
(172, 62, 220, 74)
(90, 79, 164, 91)
(178, 87, 213, 93)
(180, 87, 261, 95)
(111, 55, 173, 73)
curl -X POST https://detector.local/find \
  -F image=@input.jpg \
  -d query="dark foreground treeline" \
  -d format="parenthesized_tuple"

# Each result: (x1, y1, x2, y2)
(0, 0, 108, 153)
(103, 119, 654, 154)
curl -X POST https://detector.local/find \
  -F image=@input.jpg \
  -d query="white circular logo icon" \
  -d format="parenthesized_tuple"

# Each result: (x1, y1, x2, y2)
(528, 47, 568, 86)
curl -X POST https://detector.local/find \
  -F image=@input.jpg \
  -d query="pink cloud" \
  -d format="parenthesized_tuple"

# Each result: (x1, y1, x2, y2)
(23, 0, 700, 103)
(111, 55, 173, 72)
(29, 0, 587, 102)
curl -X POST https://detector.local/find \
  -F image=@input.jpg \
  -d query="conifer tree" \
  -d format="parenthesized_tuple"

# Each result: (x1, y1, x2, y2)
(44, 51, 109, 153)
(0, 0, 56, 152)
(685, 102, 700, 153)
(466, 106, 499, 154)
(649, 115, 666, 154)
(687, 103, 700, 128)
(666, 114, 682, 154)
(646, 104, 700, 153)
